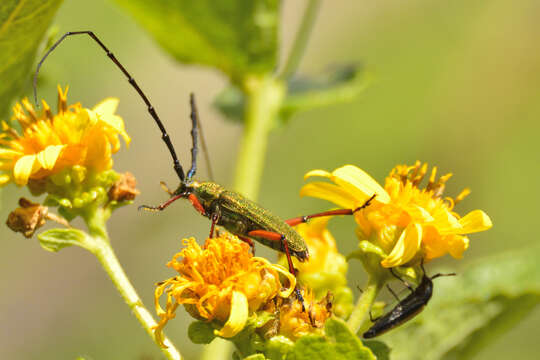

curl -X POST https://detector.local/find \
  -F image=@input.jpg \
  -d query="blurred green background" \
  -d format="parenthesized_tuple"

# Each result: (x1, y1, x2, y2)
(1, 0, 539, 359)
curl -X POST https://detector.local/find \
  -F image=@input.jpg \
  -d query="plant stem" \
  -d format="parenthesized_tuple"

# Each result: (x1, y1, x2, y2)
(279, 0, 321, 80)
(85, 211, 182, 360)
(233, 76, 285, 199)
(346, 275, 385, 334)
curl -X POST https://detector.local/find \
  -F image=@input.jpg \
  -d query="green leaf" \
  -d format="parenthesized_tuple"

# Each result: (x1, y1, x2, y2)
(363, 340, 391, 360)
(37, 228, 92, 252)
(214, 64, 370, 124)
(287, 318, 375, 360)
(188, 320, 216, 344)
(377, 246, 540, 360)
(0, 0, 63, 120)
(244, 355, 267, 360)
(113, 0, 279, 82)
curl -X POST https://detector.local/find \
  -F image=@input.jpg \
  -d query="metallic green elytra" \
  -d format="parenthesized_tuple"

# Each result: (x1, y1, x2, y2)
(178, 181, 309, 261)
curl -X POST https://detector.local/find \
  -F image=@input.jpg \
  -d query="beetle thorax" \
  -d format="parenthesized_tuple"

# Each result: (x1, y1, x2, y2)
(192, 181, 225, 206)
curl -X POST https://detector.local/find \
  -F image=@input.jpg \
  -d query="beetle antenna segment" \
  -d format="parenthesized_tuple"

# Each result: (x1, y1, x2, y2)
(33, 31, 186, 182)
(193, 97, 215, 181)
(430, 272, 456, 280)
(187, 94, 199, 181)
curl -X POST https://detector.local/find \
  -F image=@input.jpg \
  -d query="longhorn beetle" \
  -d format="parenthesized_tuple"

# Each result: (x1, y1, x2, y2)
(34, 31, 377, 305)
(363, 262, 455, 338)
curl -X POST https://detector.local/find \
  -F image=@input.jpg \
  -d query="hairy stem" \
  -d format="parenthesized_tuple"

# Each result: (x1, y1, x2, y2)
(84, 211, 182, 360)
(347, 275, 385, 334)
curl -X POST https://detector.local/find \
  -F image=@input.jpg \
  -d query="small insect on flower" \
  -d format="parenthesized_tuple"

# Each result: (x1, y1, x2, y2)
(33, 31, 376, 308)
(0, 86, 129, 187)
(363, 262, 455, 338)
(301, 162, 493, 267)
(153, 233, 296, 345)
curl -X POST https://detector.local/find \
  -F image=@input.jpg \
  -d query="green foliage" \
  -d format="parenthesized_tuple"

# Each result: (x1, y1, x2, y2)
(287, 318, 375, 360)
(113, 0, 279, 83)
(363, 340, 391, 360)
(0, 0, 63, 119)
(37, 228, 92, 252)
(188, 321, 216, 344)
(214, 64, 370, 125)
(378, 246, 540, 360)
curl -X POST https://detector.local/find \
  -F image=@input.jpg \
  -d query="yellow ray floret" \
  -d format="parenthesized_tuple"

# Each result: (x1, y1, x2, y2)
(301, 161, 492, 267)
(0, 85, 130, 186)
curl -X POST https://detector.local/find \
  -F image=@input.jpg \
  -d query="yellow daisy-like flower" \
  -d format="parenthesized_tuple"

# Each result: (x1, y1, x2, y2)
(301, 162, 492, 268)
(0, 85, 130, 186)
(153, 234, 296, 346)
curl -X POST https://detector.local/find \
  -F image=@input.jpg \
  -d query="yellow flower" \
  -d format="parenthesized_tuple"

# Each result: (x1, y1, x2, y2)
(301, 162, 492, 268)
(286, 217, 353, 317)
(264, 289, 332, 341)
(153, 234, 295, 346)
(0, 85, 130, 186)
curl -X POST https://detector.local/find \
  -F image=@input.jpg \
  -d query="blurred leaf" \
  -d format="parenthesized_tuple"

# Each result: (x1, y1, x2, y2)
(244, 354, 267, 360)
(0, 0, 63, 120)
(363, 340, 391, 360)
(37, 228, 92, 252)
(113, 0, 279, 83)
(378, 246, 540, 360)
(287, 318, 375, 360)
(188, 320, 216, 344)
(215, 64, 369, 124)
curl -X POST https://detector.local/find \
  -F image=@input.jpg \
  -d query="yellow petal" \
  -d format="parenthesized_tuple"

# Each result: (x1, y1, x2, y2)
(332, 165, 391, 204)
(92, 97, 119, 115)
(448, 235, 469, 258)
(214, 291, 248, 338)
(13, 155, 40, 185)
(0, 174, 10, 185)
(458, 210, 493, 234)
(269, 263, 296, 298)
(300, 182, 356, 209)
(381, 223, 422, 267)
(304, 169, 332, 180)
(93, 98, 131, 146)
(37, 145, 66, 170)
(0, 148, 22, 159)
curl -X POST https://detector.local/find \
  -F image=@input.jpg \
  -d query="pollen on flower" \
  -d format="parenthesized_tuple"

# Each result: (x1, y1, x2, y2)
(153, 234, 295, 346)
(301, 161, 493, 268)
(0, 85, 130, 186)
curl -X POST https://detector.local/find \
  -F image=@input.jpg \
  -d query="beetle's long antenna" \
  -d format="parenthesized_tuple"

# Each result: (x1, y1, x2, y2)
(196, 104, 215, 181)
(187, 93, 199, 181)
(33, 31, 186, 182)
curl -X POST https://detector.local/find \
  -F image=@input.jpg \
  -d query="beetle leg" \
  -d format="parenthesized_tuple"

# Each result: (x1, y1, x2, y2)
(386, 284, 401, 302)
(138, 194, 183, 212)
(237, 235, 256, 255)
(210, 212, 220, 238)
(285, 194, 376, 226)
(389, 268, 414, 293)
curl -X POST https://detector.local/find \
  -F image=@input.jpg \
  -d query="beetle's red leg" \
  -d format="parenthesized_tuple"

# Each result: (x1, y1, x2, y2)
(209, 213, 219, 238)
(285, 194, 376, 226)
(138, 194, 183, 212)
(188, 193, 206, 215)
(237, 235, 256, 255)
(247, 230, 306, 311)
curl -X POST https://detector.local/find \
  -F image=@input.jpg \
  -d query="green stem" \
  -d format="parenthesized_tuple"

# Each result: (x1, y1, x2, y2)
(346, 275, 385, 334)
(233, 76, 285, 199)
(279, 0, 321, 80)
(84, 211, 182, 360)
